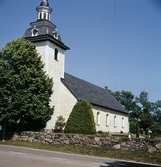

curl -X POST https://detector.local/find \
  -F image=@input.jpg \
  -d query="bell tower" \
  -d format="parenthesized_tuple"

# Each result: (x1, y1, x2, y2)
(24, 0, 69, 130)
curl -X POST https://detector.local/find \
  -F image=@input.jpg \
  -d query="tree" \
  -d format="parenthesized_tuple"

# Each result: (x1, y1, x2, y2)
(109, 90, 140, 118)
(64, 100, 96, 134)
(136, 91, 152, 114)
(152, 100, 161, 125)
(129, 119, 136, 134)
(108, 90, 136, 111)
(136, 91, 154, 131)
(55, 116, 66, 132)
(109, 90, 156, 133)
(150, 100, 161, 136)
(139, 113, 154, 131)
(0, 38, 54, 131)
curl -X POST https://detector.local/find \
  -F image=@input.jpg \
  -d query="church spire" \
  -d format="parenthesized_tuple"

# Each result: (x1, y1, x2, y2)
(36, 0, 52, 21)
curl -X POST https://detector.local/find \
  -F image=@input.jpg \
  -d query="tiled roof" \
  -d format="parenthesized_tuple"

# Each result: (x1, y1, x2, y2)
(61, 73, 128, 114)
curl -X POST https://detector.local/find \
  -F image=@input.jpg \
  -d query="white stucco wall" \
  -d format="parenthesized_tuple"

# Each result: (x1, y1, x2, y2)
(92, 105, 129, 133)
(45, 81, 77, 129)
(34, 40, 66, 129)
(59, 83, 77, 123)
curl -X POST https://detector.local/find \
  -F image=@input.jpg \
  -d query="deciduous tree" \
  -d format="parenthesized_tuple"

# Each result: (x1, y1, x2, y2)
(109, 90, 160, 134)
(0, 38, 54, 131)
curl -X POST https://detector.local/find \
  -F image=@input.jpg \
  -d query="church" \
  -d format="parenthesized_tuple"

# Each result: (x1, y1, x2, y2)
(24, 0, 129, 134)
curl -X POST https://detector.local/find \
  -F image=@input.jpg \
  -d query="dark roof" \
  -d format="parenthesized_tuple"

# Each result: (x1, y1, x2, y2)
(24, 21, 70, 50)
(24, 21, 62, 42)
(61, 73, 128, 114)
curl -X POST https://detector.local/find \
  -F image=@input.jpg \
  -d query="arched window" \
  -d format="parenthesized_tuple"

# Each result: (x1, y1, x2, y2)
(44, 13, 46, 19)
(32, 27, 38, 36)
(40, 13, 42, 19)
(114, 116, 117, 127)
(97, 112, 100, 125)
(106, 114, 109, 126)
(54, 48, 58, 61)
(122, 117, 124, 128)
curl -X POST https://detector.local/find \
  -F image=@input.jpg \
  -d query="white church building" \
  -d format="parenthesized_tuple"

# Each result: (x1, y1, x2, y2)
(24, 0, 129, 134)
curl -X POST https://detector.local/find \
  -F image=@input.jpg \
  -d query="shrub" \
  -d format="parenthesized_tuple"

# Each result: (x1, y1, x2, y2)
(64, 100, 96, 134)
(97, 130, 103, 135)
(130, 121, 136, 134)
(54, 116, 66, 132)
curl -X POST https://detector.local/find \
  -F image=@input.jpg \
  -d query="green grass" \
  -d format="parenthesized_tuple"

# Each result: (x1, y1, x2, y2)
(0, 140, 161, 165)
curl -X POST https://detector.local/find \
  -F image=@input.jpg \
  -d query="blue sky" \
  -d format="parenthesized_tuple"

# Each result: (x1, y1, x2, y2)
(0, 0, 161, 102)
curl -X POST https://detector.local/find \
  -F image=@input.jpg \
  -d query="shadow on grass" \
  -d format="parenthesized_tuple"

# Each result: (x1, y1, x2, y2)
(100, 161, 160, 167)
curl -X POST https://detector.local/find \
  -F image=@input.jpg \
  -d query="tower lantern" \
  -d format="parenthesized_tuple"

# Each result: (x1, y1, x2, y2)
(36, 0, 52, 21)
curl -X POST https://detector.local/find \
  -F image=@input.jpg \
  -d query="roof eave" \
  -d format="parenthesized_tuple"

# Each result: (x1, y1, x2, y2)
(91, 102, 128, 114)
(25, 34, 70, 50)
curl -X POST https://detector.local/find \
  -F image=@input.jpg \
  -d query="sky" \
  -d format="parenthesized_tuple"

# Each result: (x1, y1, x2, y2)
(0, 0, 161, 102)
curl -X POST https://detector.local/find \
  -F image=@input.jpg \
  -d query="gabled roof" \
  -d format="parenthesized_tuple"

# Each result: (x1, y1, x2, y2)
(61, 73, 128, 114)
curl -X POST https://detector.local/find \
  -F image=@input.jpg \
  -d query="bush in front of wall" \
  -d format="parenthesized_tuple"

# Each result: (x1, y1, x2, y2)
(54, 116, 66, 132)
(64, 100, 96, 134)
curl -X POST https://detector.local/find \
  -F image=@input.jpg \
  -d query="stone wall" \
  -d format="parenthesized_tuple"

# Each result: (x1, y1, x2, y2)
(12, 132, 161, 154)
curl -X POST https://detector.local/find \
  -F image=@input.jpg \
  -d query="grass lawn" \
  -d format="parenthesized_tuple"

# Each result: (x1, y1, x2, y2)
(0, 140, 161, 165)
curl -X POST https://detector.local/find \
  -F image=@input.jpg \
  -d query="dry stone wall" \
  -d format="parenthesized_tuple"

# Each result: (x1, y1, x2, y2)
(12, 132, 161, 154)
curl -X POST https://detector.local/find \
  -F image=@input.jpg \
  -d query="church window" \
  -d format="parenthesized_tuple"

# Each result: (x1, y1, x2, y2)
(97, 112, 100, 125)
(122, 117, 124, 128)
(47, 13, 49, 20)
(114, 116, 117, 127)
(54, 48, 58, 61)
(106, 114, 109, 126)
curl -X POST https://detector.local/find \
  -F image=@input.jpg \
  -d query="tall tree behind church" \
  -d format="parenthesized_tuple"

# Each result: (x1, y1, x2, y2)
(109, 89, 161, 135)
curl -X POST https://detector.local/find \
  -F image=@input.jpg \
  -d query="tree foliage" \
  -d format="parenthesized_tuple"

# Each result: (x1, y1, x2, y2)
(0, 38, 54, 131)
(109, 90, 139, 116)
(64, 100, 96, 134)
(55, 116, 66, 131)
(109, 90, 160, 136)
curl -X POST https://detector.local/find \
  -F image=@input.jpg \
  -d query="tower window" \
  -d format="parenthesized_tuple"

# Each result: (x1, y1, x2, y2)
(47, 13, 49, 20)
(44, 13, 46, 19)
(40, 13, 42, 19)
(53, 31, 59, 39)
(32, 27, 39, 36)
(54, 48, 58, 61)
